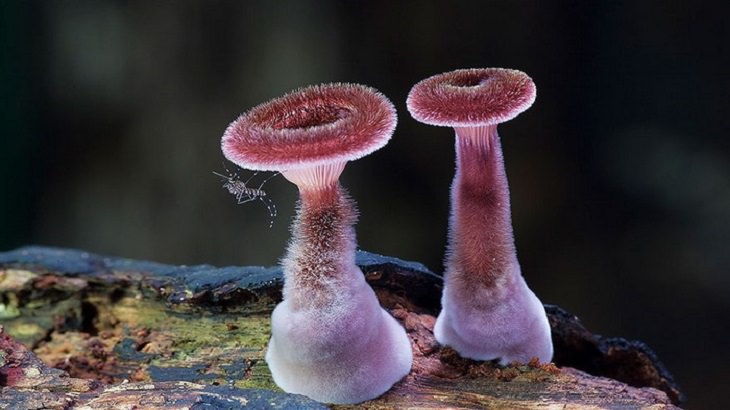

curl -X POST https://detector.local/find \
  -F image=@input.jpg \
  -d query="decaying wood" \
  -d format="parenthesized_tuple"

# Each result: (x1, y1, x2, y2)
(0, 246, 683, 409)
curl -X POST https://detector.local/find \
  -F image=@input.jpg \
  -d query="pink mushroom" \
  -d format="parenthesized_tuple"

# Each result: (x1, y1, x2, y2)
(221, 83, 412, 404)
(407, 68, 552, 364)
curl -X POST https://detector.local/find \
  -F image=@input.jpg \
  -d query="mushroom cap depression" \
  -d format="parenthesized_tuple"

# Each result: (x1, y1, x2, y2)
(406, 68, 536, 128)
(222, 83, 397, 171)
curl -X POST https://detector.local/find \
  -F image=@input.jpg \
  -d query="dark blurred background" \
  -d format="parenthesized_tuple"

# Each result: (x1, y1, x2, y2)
(1, 1, 727, 407)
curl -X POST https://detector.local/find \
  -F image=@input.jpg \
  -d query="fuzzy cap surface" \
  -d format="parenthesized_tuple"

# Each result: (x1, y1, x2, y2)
(222, 83, 396, 171)
(406, 68, 536, 127)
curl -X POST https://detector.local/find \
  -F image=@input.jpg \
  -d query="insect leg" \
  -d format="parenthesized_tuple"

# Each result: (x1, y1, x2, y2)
(255, 171, 280, 192)
(259, 195, 278, 228)
(243, 171, 259, 187)
(237, 193, 257, 205)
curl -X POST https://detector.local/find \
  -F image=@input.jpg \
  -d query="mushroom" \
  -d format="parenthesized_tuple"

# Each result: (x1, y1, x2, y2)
(406, 68, 552, 364)
(221, 83, 412, 404)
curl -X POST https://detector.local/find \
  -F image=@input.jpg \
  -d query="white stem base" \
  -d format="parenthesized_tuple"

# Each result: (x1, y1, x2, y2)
(266, 266, 412, 404)
(434, 269, 553, 365)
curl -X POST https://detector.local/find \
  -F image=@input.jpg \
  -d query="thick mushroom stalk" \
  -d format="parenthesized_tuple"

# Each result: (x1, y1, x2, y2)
(407, 68, 553, 364)
(221, 84, 411, 404)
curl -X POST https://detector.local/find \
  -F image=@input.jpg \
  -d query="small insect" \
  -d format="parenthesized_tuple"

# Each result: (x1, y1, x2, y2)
(213, 165, 279, 228)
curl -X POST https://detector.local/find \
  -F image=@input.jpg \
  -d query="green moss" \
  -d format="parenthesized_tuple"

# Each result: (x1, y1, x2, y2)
(0, 298, 21, 319)
(107, 295, 276, 389)
(5, 322, 45, 342)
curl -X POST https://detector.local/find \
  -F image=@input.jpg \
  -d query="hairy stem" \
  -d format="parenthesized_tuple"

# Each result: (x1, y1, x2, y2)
(446, 125, 518, 296)
(282, 182, 359, 310)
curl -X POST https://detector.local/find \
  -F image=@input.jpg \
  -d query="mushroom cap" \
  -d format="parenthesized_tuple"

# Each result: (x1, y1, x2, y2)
(222, 83, 396, 171)
(406, 68, 536, 127)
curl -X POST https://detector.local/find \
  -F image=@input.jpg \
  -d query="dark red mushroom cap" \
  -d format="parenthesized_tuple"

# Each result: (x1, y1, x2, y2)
(222, 83, 396, 171)
(406, 68, 536, 128)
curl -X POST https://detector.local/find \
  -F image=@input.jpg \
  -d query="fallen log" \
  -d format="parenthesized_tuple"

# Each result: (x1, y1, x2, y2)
(0, 246, 683, 409)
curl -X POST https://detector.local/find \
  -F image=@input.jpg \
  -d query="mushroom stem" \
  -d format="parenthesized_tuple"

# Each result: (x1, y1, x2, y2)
(279, 162, 358, 308)
(282, 174, 359, 309)
(448, 125, 516, 291)
(267, 163, 412, 404)
(435, 122, 552, 364)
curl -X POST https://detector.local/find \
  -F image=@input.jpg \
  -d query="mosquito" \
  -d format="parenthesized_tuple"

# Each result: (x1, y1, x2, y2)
(213, 166, 279, 228)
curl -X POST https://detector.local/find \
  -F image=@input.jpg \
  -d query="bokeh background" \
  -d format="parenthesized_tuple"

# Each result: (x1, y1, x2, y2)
(1, 1, 727, 407)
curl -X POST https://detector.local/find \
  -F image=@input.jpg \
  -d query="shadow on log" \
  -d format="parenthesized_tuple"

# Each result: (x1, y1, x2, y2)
(0, 246, 684, 408)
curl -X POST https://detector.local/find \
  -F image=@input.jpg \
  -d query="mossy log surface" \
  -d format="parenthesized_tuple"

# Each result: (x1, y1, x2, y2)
(1, 246, 683, 409)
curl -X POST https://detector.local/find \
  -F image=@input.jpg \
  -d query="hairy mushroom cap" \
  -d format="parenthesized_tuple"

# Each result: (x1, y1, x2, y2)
(222, 83, 397, 171)
(406, 68, 536, 128)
